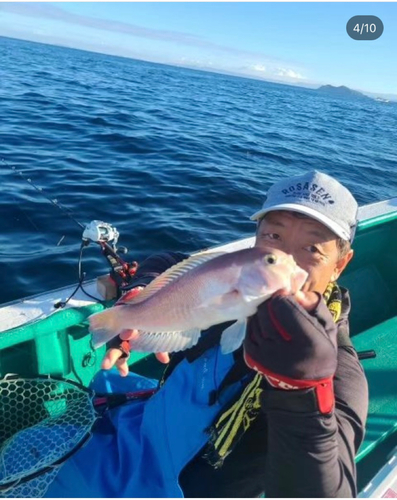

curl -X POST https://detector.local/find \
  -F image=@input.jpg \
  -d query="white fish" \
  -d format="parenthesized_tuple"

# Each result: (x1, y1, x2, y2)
(89, 247, 308, 354)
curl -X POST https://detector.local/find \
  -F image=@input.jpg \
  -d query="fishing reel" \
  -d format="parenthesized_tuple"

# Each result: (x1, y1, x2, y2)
(82, 220, 138, 295)
(82, 220, 120, 247)
(3, 158, 139, 304)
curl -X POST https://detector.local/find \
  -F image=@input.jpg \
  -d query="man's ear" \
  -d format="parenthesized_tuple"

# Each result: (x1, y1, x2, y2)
(331, 249, 354, 282)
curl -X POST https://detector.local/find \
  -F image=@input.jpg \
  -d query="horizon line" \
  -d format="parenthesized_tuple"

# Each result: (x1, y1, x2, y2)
(2, 34, 397, 101)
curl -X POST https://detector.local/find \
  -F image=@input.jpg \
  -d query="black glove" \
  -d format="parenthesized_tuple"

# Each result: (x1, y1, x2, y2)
(243, 294, 338, 414)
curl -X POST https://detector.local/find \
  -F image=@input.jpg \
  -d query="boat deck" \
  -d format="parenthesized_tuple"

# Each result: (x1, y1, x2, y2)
(0, 198, 397, 495)
(338, 212, 397, 489)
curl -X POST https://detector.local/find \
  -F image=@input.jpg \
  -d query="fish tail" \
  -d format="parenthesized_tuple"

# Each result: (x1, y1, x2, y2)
(89, 309, 120, 348)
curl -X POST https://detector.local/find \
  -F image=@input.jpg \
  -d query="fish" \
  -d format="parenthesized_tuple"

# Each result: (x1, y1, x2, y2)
(89, 247, 308, 355)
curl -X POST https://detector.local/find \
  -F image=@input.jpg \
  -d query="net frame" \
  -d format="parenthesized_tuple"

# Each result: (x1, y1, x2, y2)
(0, 374, 97, 496)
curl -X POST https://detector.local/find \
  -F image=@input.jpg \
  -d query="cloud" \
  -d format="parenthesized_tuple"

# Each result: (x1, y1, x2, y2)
(181, 58, 214, 67)
(237, 63, 306, 83)
(276, 68, 305, 80)
(0, 2, 300, 67)
(0, 2, 206, 44)
(0, 3, 311, 86)
(252, 64, 267, 73)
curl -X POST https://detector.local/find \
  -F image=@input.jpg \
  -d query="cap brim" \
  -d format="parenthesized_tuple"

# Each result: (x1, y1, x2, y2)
(250, 203, 351, 241)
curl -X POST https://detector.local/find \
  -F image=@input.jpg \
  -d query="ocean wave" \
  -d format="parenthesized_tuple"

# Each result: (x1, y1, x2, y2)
(1, 36, 396, 304)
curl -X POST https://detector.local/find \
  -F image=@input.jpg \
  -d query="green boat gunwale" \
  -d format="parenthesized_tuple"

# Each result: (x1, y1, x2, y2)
(0, 199, 397, 495)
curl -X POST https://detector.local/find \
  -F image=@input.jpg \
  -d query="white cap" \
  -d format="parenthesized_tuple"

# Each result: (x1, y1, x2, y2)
(250, 170, 358, 242)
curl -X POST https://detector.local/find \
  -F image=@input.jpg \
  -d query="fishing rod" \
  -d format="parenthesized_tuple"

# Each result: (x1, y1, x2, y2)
(2, 158, 85, 231)
(2, 158, 139, 304)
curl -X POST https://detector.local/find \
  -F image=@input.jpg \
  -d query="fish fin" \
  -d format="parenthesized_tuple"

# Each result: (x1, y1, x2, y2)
(89, 309, 121, 349)
(242, 291, 272, 305)
(220, 319, 247, 354)
(129, 328, 202, 353)
(91, 329, 117, 349)
(199, 289, 241, 308)
(124, 251, 227, 305)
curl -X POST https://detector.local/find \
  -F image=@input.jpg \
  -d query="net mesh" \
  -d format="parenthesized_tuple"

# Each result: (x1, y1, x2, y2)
(0, 469, 60, 498)
(0, 377, 97, 498)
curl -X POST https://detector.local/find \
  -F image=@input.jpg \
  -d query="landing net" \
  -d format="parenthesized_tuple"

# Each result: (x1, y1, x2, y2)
(0, 376, 97, 497)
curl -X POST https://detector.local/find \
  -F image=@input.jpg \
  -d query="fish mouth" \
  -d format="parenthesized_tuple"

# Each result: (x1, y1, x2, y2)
(290, 267, 308, 293)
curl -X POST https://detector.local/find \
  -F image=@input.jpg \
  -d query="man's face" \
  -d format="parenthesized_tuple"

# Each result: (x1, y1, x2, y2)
(255, 211, 353, 294)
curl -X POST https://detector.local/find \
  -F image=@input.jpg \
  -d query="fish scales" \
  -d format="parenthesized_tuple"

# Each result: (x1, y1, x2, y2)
(119, 254, 242, 329)
(89, 247, 308, 353)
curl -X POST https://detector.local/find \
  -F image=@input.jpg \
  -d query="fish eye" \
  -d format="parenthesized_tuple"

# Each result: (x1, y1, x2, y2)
(264, 254, 277, 265)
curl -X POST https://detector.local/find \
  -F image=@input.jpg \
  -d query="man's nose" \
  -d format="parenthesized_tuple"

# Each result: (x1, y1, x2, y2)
(277, 241, 295, 257)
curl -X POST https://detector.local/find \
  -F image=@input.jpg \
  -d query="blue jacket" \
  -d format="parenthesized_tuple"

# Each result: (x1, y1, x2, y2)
(45, 251, 367, 498)
(45, 344, 242, 498)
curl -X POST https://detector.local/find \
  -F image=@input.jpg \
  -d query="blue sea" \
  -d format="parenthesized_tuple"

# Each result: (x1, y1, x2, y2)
(1, 36, 396, 305)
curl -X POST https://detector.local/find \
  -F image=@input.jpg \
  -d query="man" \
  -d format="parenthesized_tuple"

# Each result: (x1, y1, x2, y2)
(46, 170, 368, 498)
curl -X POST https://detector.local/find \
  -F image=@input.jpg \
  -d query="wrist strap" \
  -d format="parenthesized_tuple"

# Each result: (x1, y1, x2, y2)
(117, 340, 131, 359)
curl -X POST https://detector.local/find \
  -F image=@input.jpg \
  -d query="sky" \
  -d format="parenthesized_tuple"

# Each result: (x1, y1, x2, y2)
(0, 2, 396, 97)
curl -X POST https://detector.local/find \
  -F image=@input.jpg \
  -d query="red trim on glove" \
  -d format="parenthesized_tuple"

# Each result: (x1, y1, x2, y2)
(244, 352, 334, 414)
(267, 301, 292, 341)
(315, 380, 335, 415)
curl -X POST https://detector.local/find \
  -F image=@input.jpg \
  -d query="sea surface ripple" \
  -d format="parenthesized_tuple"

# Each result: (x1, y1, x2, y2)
(1, 37, 396, 304)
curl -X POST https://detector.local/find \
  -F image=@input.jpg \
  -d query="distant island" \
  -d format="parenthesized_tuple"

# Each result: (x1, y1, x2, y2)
(316, 85, 369, 99)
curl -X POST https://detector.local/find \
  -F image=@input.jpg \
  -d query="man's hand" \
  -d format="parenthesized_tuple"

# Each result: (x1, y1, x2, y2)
(101, 287, 170, 377)
(102, 329, 170, 376)
(243, 289, 338, 414)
